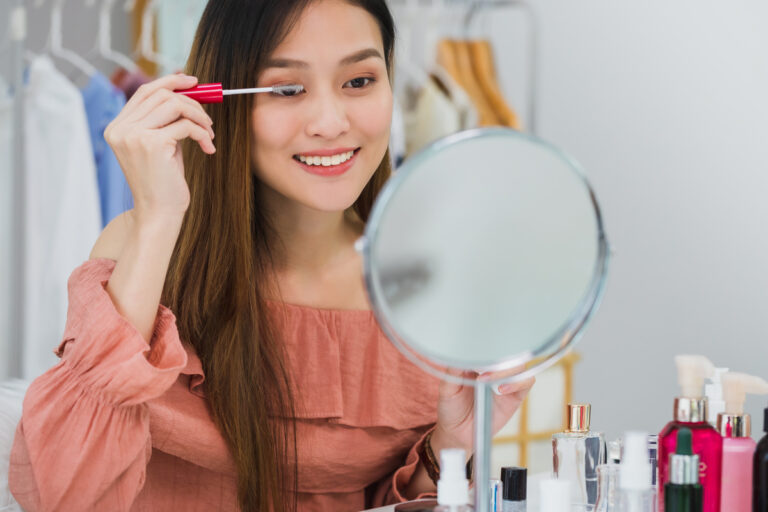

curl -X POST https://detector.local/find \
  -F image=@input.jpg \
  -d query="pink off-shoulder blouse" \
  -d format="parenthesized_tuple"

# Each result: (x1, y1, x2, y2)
(8, 258, 440, 511)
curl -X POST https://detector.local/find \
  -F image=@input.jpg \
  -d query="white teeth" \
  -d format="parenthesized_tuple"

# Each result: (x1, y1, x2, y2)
(297, 150, 356, 166)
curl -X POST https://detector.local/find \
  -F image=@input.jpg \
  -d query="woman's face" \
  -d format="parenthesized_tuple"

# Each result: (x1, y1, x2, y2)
(251, 0, 392, 213)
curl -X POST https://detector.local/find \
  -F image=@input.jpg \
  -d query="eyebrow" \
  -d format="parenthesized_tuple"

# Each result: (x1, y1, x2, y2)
(264, 48, 384, 70)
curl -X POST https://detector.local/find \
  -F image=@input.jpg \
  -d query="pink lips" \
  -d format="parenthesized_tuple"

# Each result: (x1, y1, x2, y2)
(294, 148, 360, 177)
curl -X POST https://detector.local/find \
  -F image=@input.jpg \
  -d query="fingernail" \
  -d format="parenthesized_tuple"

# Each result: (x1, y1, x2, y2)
(492, 383, 503, 395)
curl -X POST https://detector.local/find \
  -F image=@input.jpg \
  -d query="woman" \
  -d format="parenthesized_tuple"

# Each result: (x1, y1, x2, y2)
(9, 0, 534, 510)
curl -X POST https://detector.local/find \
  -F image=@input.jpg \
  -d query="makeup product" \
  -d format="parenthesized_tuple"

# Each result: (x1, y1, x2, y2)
(594, 463, 620, 512)
(552, 403, 606, 510)
(704, 368, 729, 427)
(664, 428, 703, 512)
(500, 467, 526, 512)
(717, 373, 768, 512)
(648, 434, 659, 488)
(618, 431, 656, 512)
(434, 449, 473, 512)
(490, 479, 502, 512)
(539, 479, 570, 512)
(755, 400, 768, 512)
(658, 355, 722, 512)
(174, 83, 304, 104)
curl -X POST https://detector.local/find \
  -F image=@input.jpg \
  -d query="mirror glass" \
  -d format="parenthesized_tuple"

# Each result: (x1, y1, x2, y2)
(361, 128, 608, 383)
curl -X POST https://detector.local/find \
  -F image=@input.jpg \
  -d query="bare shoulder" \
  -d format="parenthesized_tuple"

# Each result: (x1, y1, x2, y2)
(89, 209, 136, 261)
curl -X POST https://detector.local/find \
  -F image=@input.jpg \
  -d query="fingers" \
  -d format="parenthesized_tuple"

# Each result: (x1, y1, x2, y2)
(141, 96, 215, 139)
(156, 119, 216, 154)
(495, 376, 535, 396)
(129, 73, 198, 106)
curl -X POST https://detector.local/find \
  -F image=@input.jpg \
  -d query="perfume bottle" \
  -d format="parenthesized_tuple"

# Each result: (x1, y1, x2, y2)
(553, 403, 606, 510)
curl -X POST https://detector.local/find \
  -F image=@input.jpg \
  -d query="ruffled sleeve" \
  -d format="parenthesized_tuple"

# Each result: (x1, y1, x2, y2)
(369, 427, 439, 505)
(8, 258, 187, 512)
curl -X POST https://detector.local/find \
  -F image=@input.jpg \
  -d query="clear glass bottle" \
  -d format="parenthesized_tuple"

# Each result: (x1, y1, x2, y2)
(553, 403, 606, 510)
(594, 464, 620, 512)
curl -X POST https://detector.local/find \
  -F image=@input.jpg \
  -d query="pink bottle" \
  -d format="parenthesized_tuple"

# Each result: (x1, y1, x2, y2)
(658, 355, 722, 512)
(717, 373, 768, 512)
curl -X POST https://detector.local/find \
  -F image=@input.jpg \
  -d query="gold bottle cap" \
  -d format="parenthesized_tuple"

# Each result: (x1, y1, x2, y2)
(566, 403, 591, 433)
(674, 398, 708, 423)
(717, 413, 751, 437)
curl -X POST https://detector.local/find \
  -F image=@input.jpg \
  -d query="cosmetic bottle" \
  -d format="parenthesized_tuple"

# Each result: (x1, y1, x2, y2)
(500, 467, 526, 512)
(664, 428, 702, 512)
(434, 449, 473, 512)
(595, 464, 620, 512)
(717, 373, 768, 512)
(539, 478, 570, 512)
(704, 368, 728, 428)
(658, 355, 722, 512)
(755, 401, 768, 512)
(618, 431, 656, 512)
(553, 403, 606, 510)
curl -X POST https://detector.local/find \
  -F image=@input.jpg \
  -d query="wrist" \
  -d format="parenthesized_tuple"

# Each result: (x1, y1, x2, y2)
(431, 426, 472, 462)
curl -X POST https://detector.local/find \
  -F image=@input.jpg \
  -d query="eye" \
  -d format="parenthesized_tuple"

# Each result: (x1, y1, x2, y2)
(344, 77, 376, 89)
(270, 84, 305, 98)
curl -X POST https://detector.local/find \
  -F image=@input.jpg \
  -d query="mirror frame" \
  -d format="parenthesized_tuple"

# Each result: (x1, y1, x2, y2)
(359, 127, 611, 386)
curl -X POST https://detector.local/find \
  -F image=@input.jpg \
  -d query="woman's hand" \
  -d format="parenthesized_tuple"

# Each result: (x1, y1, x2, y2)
(431, 369, 536, 458)
(104, 73, 216, 225)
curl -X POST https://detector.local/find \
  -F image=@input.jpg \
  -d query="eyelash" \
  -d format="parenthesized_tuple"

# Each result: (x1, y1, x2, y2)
(270, 76, 377, 98)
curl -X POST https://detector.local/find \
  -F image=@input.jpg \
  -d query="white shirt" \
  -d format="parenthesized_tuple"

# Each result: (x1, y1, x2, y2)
(22, 56, 102, 378)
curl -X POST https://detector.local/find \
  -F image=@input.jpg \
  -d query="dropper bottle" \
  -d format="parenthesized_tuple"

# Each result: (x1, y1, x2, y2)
(658, 355, 722, 512)
(716, 372, 768, 512)
(434, 449, 473, 512)
(664, 428, 703, 512)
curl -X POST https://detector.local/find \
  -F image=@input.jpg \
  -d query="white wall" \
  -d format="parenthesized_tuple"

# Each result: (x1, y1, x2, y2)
(486, 0, 768, 440)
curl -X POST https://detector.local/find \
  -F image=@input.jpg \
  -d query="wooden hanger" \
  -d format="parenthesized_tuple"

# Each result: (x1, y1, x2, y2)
(437, 38, 499, 126)
(469, 39, 521, 130)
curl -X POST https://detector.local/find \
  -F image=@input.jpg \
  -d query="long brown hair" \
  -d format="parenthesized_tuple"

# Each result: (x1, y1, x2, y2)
(161, 1, 395, 510)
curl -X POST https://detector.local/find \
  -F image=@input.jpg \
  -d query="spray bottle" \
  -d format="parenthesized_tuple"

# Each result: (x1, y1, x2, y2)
(716, 373, 768, 512)
(434, 449, 473, 512)
(618, 431, 655, 512)
(658, 355, 722, 512)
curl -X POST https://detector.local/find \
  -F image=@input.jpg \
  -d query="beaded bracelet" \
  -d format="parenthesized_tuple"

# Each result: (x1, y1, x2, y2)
(418, 430, 475, 486)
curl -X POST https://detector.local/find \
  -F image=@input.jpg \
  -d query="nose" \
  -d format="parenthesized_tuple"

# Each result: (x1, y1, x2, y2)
(304, 88, 350, 140)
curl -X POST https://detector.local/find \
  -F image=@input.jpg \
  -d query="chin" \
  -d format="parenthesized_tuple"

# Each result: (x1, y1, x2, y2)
(298, 191, 361, 213)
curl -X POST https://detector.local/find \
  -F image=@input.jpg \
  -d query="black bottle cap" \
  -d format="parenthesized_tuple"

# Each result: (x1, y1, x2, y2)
(501, 466, 527, 501)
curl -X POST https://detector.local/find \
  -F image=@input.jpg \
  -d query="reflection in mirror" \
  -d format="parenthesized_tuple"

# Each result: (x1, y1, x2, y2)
(365, 128, 607, 375)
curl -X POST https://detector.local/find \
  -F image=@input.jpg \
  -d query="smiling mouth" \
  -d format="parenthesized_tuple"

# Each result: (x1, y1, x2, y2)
(292, 147, 361, 167)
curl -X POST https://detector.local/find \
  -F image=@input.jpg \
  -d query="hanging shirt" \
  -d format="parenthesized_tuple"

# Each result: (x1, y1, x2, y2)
(81, 72, 133, 227)
(111, 67, 151, 101)
(22, 55, 102, 379)
(9, 258, 441, 511)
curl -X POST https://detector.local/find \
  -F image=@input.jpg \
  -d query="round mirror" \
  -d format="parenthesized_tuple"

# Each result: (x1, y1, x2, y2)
(360, 127, 609, 387)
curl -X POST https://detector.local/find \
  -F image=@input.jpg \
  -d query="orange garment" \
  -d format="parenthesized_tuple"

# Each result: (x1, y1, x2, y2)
(9, 258, 440, 511)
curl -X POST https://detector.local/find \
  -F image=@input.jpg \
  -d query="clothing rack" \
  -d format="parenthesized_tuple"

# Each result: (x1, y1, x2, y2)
(463, 0, 538, 134)
(1, 0, 540, 380)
